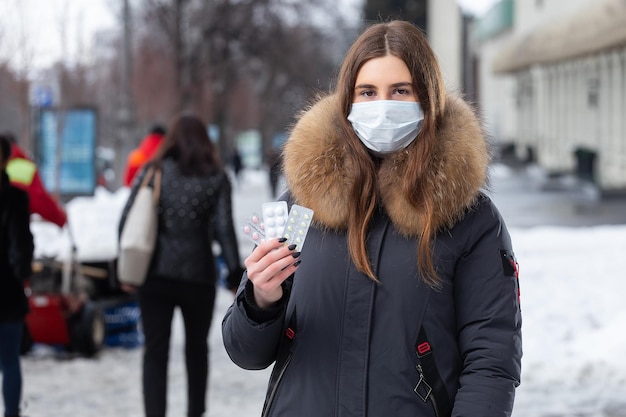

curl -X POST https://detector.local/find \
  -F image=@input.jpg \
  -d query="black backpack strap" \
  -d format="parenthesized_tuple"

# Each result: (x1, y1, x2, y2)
(414, 326, 452, 417)
(278, 308, 297, 363)
(262, 309, 297, 417)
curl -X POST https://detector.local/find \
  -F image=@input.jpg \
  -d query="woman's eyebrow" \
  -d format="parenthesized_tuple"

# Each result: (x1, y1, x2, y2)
(354, 82, 412, 89)
(354, 83, 376, 89)
(390, 82, 412, 88)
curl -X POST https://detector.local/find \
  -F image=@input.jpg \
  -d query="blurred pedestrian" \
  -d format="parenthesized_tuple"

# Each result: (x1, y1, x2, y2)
(4, 132, 67, 228)
(0, 134, 34, 417)
(230, 148, 243, 184)
(123, 125, 166, 187)
(119, 114, 244, 417)
(266, 148, 282, 198)
(223, 20, 522, 417)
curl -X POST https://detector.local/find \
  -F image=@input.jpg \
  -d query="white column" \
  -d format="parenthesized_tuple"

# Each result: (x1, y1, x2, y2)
(558, 63, 567, 171)
(536, 65, 546, 161)
(531, 65, 541, 159)
(574, 59, 584, 149)
(586, 57, 599, 151)
(598, 54, 611, 188)
(607, 51, 622, 188)
(563, 62, 575, 171)
(542, 67, 555, 168)
(621, 48, 626, 189)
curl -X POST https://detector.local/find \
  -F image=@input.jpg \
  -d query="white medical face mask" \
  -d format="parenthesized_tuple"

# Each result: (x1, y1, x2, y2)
(347, 100, 424, 155)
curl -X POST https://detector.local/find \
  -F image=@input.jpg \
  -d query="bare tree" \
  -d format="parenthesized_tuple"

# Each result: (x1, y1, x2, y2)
(13, 1, 35, 149)
(244, 23, 339, 153)
(363, 0, 428, 33)
(1, 0, 355, 186)
(0, 65, 23, 136)
(133, 0, 186, 123)
(47, 0, 104, 195)
(0, 16, 21, 134)
(134, 0, 349, 160)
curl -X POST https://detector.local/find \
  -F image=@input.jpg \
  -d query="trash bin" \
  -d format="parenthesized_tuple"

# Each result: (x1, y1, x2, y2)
(574, 147, 596, 182)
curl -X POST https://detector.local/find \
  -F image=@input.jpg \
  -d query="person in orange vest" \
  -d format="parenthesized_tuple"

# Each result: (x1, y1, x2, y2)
(123, 125, 166, 187)
(3, 132, 67, 228)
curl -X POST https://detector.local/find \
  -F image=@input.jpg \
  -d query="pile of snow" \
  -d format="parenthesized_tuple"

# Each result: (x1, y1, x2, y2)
(31, 187, 130, 262)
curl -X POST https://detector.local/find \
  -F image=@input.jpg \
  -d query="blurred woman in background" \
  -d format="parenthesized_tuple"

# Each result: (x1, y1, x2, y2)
(119, 114, 244, 417)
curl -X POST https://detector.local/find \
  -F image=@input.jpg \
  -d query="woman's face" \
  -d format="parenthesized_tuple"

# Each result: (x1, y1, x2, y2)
(353, 55, 417, 103)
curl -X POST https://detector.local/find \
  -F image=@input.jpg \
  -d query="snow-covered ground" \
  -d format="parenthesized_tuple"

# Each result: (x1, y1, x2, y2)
(16, 166, 626, 417)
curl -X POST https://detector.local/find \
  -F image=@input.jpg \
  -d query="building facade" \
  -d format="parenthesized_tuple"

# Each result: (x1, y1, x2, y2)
(477, 0, 626, 193)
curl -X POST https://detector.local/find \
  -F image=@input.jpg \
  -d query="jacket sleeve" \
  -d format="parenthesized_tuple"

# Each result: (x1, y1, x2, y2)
(28, 171, 67, 228)
(123, 150, 143, 187)
(452, 197, 522, 416)
(213, 172, 244, 290)
(222, 273, 290, 370)
(8, 190, 34, 280)
(7, 157, 66, 228)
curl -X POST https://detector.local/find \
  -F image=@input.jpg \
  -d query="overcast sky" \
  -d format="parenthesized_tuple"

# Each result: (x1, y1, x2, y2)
(0, 0, 498, 72)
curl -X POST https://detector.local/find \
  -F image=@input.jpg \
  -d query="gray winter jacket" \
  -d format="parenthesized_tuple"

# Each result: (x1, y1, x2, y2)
(222, 95, 522, 417)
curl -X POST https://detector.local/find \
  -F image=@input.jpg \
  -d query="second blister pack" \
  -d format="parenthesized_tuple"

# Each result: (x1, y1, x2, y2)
(283, 204, 314, 251)
(243, 202, 314, 250)
(242, 212, 265, 245)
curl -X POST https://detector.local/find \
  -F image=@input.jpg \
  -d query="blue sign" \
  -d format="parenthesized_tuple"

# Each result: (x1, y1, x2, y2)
(38, 108, 97, 196)
(34, 85, 54, 107)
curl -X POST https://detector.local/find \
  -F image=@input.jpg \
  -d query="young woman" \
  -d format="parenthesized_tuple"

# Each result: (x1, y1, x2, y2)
(0, 134, 34, 417)
(222, 20, 522, 417)
(119, 115, 244, 417)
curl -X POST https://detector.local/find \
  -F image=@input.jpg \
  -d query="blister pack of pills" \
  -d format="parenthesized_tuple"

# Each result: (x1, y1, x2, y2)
(283, 204, 314, 251)
(242, 212, 265, 245)
(243, 202, 314, 250)
(262, 201, 289, 240)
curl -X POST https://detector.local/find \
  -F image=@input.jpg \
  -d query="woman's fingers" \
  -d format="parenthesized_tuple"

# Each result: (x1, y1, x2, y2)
(244, 238, 301, 307)
(244, 238, 294, 275)
(120, 283, 137, 293)
(245, 237, 288, 264)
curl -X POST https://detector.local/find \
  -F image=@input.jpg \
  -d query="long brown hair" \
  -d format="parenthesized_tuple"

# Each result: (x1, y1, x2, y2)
(336, 20, 447, 287)
(151, 114, 222, 176)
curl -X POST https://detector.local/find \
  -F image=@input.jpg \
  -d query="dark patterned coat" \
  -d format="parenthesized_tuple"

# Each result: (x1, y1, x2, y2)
(119, 158, 242, 289)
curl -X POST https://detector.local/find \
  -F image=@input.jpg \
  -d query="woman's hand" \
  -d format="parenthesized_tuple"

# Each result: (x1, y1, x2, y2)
(120, 283, 138, 294)
(244, 238, 301, 309)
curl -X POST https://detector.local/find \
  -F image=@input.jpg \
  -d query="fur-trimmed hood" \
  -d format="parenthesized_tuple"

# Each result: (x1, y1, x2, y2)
(282, 94, 490, 236)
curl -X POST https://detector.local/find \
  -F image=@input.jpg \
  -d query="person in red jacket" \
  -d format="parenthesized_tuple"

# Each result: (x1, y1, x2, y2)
(123, 125, 165, 187)
(4, 132, 67, 228)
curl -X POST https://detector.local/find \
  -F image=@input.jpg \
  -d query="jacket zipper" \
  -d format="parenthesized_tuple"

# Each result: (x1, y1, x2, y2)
(262, 352, 293, 417)
(415, 364, 440, 417)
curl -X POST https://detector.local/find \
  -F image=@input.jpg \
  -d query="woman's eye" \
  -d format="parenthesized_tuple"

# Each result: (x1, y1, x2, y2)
(360, 90, 375, 97)
(395, 88, 410, 95)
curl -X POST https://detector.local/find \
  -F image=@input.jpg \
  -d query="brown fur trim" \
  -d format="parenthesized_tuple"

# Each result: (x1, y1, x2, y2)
(282, 94, 489, 236)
